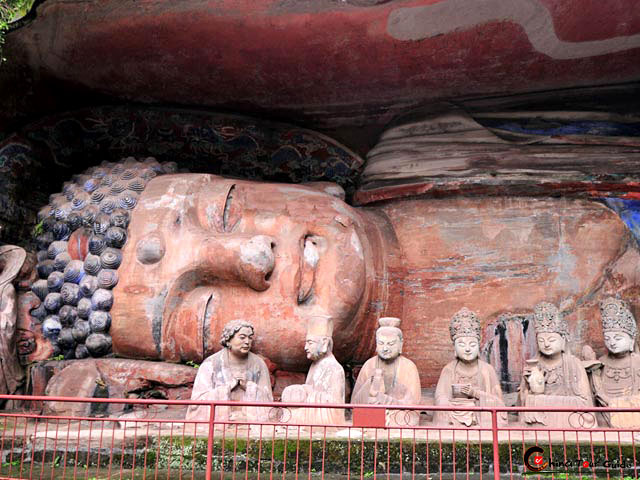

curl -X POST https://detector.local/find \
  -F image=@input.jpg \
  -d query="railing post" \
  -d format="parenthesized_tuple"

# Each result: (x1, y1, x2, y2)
(491, 409, 501, 480)
(206, 402, 216, 480)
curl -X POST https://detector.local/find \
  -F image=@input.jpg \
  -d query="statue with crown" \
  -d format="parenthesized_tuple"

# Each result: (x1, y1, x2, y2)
(520, 302, 596, 429)
(351, 317, 421, 426)
(583, 297, 640, 428)
(433, 308, 506, 427)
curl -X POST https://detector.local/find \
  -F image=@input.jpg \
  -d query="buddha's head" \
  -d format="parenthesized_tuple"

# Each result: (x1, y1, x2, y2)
(24, 159, 396, 370)
(375, 317, 403, 362)
(533, 302, 568, 358)
(600, 297, 637, 355)
(449, 307, 481, 363)
(110, 173, 384, 369)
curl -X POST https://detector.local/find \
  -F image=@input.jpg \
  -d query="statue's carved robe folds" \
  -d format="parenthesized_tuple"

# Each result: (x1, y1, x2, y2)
(590, 352, 640, 428)
(186, 350, 273, 422)
(352, 356, 421, 426)
(0, 282, 24, 397)
(520, 353, 595, 429)
(284, 354, 346, 425)
(433, 360, 506, 427)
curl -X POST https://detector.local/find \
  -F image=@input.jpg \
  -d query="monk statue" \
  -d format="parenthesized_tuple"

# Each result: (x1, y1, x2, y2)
(186, 320, 273, 422)
(520, 302, 595, 429)
(583, 297, 640, 427)
(434, 308, 506, 427)
(352, 317, 421, 426)
(281, 316, 345, 425)
(0, 245, 28, 404)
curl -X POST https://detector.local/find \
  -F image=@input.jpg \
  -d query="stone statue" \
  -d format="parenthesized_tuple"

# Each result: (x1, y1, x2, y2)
(434, 308, 506, 427)
(186, 320, 273, 422)
(520, 302, 595, 428)
(584, 297, 640, 427)
(19, 154, 640, 401)
(281, 316, 345, 425)
(352, 317, 421, 426)
(0, 245, 27, 402)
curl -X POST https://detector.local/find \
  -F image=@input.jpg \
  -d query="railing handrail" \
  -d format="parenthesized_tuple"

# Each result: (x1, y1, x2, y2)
(3, 393, 640, 413)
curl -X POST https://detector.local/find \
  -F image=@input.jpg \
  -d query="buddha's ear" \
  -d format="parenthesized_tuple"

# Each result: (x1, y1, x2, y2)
(302, 182, 345, 201)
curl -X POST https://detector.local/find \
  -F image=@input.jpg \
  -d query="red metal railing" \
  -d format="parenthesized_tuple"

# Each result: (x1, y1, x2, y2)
(0, 394, 638, 480)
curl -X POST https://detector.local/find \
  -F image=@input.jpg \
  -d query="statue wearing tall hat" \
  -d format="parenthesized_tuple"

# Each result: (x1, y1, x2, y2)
(351, 317, 421, 425)
(520, 302, 595, 428)
(584, 297, 640, 427)
(434, 307, 506, 427)
(281, 315, 346, 425)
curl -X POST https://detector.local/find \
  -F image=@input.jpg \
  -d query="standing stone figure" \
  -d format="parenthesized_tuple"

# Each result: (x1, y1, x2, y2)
(434, 308, 506, 427)
(281, 316, 345, 425)
(186, 320, 273, 422)
(520, 302, 595, 428)
(352, 317, 421, 426)
(584, 297, 640, 427)
(0, 245, 27, 403)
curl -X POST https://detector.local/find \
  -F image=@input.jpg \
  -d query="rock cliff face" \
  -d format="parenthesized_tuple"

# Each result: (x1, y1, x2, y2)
(380, 196, 638, 388)
(5, 0, 640, 130)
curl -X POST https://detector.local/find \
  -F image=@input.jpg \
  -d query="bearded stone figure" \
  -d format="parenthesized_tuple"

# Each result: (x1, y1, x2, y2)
(584, 298, 640, 428)
(281, 316, 345, 425)
(520, 302, 595, 429)
(434, 308, 506, 427)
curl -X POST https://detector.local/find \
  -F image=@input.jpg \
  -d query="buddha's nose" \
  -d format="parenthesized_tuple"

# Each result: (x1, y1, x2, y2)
(201, 234, 275, 291)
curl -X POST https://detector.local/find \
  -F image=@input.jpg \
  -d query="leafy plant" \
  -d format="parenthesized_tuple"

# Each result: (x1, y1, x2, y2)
(31, 219, 43, 238)
(48, 354, 64, 361)
(1, 0, 36, 64)
(186, 360, 200, 369)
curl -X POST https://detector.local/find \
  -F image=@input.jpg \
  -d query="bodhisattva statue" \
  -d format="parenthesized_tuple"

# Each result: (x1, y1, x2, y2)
(434, 308, 506, 427)
(0, 246, 27, 403)
(352, 317, 421, 426)
(281, 316, 345, 425)
(584, 297, 640, 427)
(186, 320, 273, 422)
(520, 302, 595, 428)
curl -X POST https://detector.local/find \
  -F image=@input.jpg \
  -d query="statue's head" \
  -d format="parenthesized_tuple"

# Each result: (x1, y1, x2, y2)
(600, 297, 637, 355)
(304, 315, 333, 361)
(375, 317, 403, 361)
(25, 160, 391, 369)
(110, 173, 375, 368)
(533, 302, 567, 357)
(220, 319, 255, 358)
(449, 307, 481, 362)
